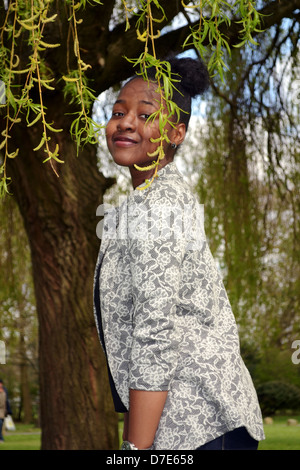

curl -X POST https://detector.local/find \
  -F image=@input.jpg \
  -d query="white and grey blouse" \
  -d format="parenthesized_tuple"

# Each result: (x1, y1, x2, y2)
(94, 162, 265, 450)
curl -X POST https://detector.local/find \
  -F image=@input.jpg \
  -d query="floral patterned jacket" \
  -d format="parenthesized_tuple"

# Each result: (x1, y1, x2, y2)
(94, 162, 265, 450)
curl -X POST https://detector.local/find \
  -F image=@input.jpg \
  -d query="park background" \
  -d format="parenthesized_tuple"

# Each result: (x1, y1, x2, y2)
(0, 0, 299, 450)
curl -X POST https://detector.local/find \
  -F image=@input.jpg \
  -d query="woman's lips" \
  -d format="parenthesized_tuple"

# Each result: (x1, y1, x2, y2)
(113, 135, 138, 147)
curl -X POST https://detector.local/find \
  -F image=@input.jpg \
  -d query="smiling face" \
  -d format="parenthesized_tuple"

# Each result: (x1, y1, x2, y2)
(106, 77, 186, 187)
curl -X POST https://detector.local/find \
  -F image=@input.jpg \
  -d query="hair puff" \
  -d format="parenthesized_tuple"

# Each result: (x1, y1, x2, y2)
(168, 57, 210, 98)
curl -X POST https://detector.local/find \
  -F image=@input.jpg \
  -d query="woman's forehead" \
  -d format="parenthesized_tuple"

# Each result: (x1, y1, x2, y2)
(118, 77, 159, 101)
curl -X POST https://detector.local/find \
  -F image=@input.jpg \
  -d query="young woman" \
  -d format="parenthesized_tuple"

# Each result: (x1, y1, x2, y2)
(93, 57, 265, 450)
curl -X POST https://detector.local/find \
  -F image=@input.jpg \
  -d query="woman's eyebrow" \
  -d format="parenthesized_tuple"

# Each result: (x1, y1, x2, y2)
(140, 100, 155, 107)
(114, 99, 155, 107)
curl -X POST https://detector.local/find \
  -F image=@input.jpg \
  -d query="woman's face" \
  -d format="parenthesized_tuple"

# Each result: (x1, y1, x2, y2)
(106, 78, 185, 173)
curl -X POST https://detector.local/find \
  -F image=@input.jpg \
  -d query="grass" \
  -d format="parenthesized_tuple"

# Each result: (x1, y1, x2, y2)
(258, 415, 300, 450)
(0, 423, 41, 450)
(0, 416, 299, 450)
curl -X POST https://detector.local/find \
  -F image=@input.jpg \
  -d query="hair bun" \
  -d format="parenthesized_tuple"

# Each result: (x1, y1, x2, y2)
(169, 57, 210, 98)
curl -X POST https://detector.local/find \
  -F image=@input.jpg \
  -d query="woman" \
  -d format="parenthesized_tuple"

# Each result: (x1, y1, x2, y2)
(94, 57, 265, 450)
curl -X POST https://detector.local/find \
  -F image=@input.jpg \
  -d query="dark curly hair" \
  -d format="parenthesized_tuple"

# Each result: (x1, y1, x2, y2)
(147, 57, 210, 131)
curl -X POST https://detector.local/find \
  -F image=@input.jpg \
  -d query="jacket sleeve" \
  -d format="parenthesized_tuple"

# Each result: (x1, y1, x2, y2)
(127, 199, 187, 392)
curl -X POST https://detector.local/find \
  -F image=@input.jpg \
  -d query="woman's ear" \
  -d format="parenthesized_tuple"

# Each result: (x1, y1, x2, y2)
(172, 122, 186, 147)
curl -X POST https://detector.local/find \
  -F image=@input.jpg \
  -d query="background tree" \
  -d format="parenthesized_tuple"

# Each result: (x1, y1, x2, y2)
(194, 20, 300, 347)
(178, 15, 300, 387)
(0, 196, 38, 424)
(0, 0, 299, 449)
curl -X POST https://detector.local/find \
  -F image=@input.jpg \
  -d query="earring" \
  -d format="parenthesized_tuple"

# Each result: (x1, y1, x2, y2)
(171, 143, 177, 149)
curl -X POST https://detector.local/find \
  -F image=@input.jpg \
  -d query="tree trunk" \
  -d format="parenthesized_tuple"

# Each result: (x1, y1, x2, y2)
(7, 93, 118, 449)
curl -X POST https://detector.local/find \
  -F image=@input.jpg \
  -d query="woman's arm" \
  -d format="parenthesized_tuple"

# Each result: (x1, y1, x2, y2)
(126, 197, 188, 449)
(127, 389, 168, 449)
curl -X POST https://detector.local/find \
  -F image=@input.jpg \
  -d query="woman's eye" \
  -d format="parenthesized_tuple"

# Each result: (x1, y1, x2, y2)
(141, 113, 151, 120)
(112, 111, 124, 117)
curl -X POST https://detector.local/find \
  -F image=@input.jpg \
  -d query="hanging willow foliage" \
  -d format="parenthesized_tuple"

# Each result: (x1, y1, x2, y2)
(0, 0, 264, 196)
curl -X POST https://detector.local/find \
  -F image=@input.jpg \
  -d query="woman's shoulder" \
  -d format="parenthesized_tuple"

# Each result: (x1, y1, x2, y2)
(146, 162, 198, 207)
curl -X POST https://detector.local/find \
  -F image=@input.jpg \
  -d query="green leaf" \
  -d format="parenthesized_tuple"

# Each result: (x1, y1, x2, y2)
(27, 112, 42, 127)
(45, 122, 63, 133)
(33, 136, 46, 151)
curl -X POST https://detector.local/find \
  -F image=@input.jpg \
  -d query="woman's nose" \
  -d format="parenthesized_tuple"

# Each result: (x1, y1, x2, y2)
(117, 112, 136, 131)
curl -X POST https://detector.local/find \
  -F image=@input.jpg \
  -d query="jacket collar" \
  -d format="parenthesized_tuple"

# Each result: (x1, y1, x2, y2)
(129, 161, 181, 203)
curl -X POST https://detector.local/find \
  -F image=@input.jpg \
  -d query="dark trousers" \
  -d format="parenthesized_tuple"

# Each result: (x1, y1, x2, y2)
(197, 427, 258, 450)
(0, 418, 4, 441)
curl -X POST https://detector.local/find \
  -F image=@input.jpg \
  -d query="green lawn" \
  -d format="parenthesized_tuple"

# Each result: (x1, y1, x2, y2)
(0, 416, 299, 450)
(0, 423, 41, 450)
(258, 415, 300, 450)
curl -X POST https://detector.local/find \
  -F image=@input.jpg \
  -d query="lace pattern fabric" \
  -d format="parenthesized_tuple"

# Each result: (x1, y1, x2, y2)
(94, 162, 265, 449)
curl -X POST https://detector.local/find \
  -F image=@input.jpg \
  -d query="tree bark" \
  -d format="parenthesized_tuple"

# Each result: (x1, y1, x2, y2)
(7, 93, 117, 449)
